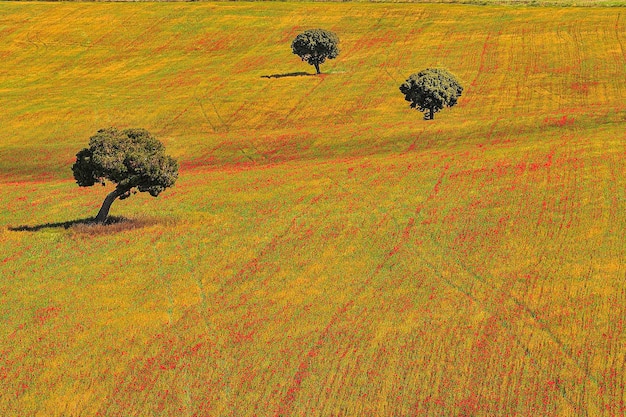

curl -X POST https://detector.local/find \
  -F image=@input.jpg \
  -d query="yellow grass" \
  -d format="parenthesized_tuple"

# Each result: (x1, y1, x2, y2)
(1, 2, 626, 416)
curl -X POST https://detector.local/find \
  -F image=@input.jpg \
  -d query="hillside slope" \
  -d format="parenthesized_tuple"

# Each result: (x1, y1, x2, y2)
(1, 2, 626, 416)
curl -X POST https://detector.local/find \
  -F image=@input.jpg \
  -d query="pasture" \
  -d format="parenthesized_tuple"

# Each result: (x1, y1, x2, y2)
(1, 2, 626, 415)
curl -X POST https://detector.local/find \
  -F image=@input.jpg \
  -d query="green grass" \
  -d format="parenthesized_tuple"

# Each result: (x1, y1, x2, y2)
(2, 2, 626, 416)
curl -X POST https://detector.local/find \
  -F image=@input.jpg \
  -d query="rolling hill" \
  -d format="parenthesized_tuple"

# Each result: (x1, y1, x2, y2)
(1, 2, 626, 415)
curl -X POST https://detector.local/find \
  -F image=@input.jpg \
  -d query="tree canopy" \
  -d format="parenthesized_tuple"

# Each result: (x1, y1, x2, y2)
(72, 127, 178, 223)
(399, 68, 463, 120)
(291, 29, 340, 74)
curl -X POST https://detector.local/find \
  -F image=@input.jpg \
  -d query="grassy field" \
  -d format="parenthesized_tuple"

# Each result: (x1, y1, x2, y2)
(2, 1, 626, 416)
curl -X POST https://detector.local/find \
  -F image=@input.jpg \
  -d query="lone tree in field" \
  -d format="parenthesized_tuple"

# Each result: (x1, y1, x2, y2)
(72, 127, 179, 224)
(399, 68, 463, 120)
(291, 29, 340, 74)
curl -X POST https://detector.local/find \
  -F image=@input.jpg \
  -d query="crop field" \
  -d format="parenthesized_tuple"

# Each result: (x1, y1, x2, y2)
(2, 1, 626, 416)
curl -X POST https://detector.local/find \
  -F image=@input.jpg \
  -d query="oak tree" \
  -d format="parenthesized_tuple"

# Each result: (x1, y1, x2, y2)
(291, 29, 340, 74)
(72, 127, 178, 223)
(399, 68, 463, 120)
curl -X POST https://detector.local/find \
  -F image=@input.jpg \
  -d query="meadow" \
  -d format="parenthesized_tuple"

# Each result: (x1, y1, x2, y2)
(1, 1, 626, 415)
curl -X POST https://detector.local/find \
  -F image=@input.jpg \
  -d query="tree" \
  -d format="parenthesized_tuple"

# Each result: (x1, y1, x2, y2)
(72, 127, 179, 224)
(291, 29, 340, 74)
(399, 68, 463, 120)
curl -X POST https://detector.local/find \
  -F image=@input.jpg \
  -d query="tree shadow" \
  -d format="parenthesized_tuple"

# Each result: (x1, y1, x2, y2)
(8, 216, 127, 232)
(261, 72, 315, 79)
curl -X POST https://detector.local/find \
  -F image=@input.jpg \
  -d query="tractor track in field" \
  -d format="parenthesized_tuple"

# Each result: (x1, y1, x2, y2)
(365, 164, 449, 286)
(263, 154, 593, 413)
(196, 27, 279, 135)
(341, 24, 403, 119)
(414, 236, 597, 416)
(604, 152, 626, 284)
(197, 183, 347, 415)
(193, 77, 256, 135)
(278, 164, 450, 412)
(274, 76, 328, 129)
(25, 30, 46, 50)
(289, 150, 602, 413)
(190, 20, 317, 138)
(22, 8, 92, 51)
(189, 157, 439, 415)
(530, 132, 581, 250)
(273, 300, 354, 417)
(209, 172, 336, 297)
(190, 28, 279, 138)
(415, 250, 586, 414)
(400, 126, 428, 155)
(18, 10, 87, 50)
(270, 160, 450, 417)
(616, 12, 626, 66)
(123, 16, 170, 52)
(88, 11, 139, 50)
(465, 14, 506, 105)
(556, 20, 587, 108)
(195, 92, 230, 134)
(213, 155, 415, 293)
(193, 75, 303, 163)
(408, 152, 602, 414)
(599, 154, 626, 412)
(540, 148, 571, 243)
(223, 212, 315, 289)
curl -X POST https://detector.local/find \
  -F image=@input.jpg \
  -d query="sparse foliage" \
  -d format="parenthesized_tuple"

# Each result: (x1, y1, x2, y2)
(72, 127, 178, 223)
(399, 68, 463, 120)
(291, 29, 340, 74)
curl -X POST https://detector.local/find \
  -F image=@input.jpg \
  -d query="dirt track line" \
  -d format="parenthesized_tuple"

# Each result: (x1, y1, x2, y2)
(616, 13, 626, 65)
(123, 16, 169, 51)
(276, 76, 327, 128)
(273, 300, 354, 417)
(414, 248, 586, 415)
(88, 12, 138, 49)
(364, 164, 449, 286)
(195, 97, 219, 133)
(464, 13, 506, 103)
(224, 216, 299, 289)
(421, 225, 600, 415)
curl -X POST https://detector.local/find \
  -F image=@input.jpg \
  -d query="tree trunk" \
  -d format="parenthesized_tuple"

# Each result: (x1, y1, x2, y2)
(95, 188, 124, 223)
(314, 62, 320, 74)
(429, 107, 435, 120)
